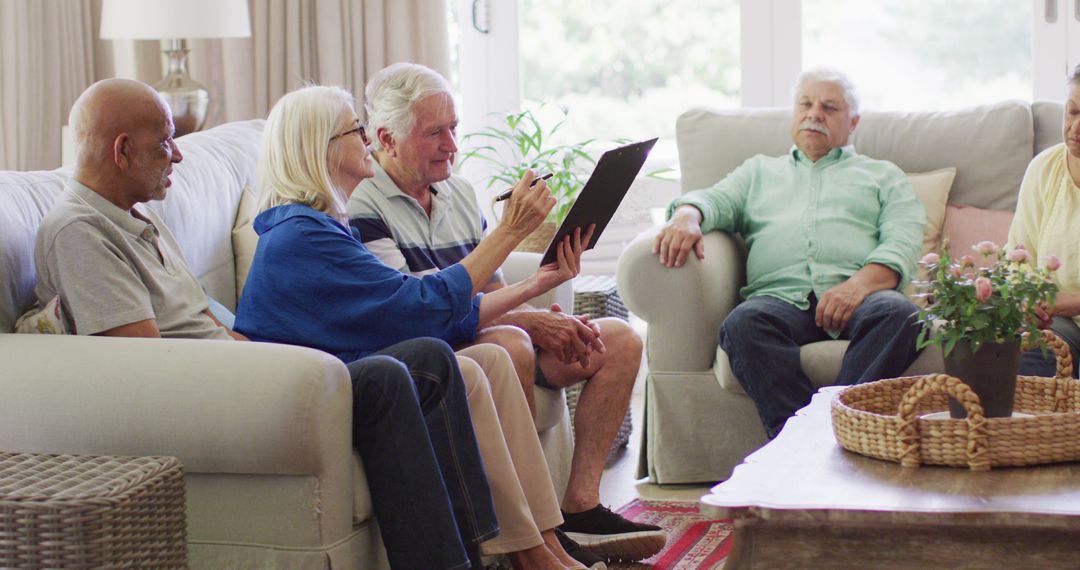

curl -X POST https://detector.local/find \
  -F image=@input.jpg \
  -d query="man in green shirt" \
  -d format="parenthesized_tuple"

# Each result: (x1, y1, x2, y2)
(654, 67, 925, 438)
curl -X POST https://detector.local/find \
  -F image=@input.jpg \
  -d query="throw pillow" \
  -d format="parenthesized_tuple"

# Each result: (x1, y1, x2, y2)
(904, 168, 957, 303)
(232, 186, 259, 300)
(941, 204, 1014, 262)
(907, 167, 957, 261)
(14, 296, 69, 334)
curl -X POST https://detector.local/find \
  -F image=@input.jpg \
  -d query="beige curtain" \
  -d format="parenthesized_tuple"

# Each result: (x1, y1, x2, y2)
(0, 0, 102, 170)
(190, 0, 452, 128)
(0, 0, 450, 170)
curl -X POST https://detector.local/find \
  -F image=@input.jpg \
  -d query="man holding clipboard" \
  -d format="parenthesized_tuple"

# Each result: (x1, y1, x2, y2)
(348, 63, 666, 566)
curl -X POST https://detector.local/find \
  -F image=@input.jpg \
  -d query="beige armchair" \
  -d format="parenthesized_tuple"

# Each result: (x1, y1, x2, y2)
(618, 100, 1064, 484)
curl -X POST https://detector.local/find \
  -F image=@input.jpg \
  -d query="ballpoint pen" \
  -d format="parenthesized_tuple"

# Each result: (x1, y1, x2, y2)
(493, 173, 554, 202)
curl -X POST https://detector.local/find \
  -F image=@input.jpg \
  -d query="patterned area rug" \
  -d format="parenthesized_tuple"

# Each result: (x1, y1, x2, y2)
(610, 499, 733, 569)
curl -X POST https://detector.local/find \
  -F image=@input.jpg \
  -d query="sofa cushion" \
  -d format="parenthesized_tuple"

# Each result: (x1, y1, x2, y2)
(677, 107, 791, 193)
(232, 186, 259, 301)
(851, 101, 1031, 211)
(676, 100, 1031, 212)
(1033, 101, 1064, 155)
(907, 167, 956, 261)
(0, 170, 68, 332)
(715, 338, 946, 394)
(905, 167, 957, 301)
(14, 295, 68, 334)
(942, 204, 1014, 260)
(715, 341, 846, 393)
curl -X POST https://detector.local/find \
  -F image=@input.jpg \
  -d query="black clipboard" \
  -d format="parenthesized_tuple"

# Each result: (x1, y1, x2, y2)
(540, 137, 658, 265)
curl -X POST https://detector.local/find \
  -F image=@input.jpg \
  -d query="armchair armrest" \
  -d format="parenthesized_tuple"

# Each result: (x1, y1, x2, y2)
(0, 334, 352, 478)
(501, 251, 574, 311)
(616, 227, 746, 372)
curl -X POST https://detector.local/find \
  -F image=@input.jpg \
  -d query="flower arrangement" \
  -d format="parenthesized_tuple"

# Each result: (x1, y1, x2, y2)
(915, 240, 1059, 356)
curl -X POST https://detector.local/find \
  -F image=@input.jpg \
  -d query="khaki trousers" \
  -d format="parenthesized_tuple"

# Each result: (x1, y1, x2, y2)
(456, 344, 563, 554)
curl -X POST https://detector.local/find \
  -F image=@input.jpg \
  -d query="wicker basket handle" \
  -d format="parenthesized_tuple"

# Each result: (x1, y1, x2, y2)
(896, 374, 990, 471)
(1021, 329, 1074, 378)
(1022, 330, 1075, 413)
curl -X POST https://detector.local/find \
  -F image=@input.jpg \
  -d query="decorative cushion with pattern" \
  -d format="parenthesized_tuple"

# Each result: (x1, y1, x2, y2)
(14, 295, 69, 334)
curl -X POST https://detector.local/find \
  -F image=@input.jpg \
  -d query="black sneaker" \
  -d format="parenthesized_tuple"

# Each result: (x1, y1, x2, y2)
(554, 528, 608, 570)
(560, 504, 666, 563)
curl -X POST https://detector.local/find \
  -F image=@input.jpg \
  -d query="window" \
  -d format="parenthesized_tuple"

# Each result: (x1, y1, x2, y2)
(450, 0, 1078, 274)
(803, 0, 1033, 111)
(519, 0, 740, 146)
(455, 1, 1074, 124)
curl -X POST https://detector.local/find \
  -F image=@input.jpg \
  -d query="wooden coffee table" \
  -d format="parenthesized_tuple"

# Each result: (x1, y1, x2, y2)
(701, 387, 1080, 569)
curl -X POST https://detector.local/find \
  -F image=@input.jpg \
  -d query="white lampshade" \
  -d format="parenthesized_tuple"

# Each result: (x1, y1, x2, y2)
(100, 0, 251, 40)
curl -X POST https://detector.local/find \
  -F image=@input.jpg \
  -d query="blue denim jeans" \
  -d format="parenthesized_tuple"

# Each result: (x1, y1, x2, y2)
(347, 337, 497, 570)
(719, 290, 923, 438)
(1019, 316, 1080, 378)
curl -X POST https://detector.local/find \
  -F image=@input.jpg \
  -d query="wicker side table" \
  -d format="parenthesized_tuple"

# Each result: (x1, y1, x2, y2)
(0, 452, 187, 569)
(570, 275, 633, 464)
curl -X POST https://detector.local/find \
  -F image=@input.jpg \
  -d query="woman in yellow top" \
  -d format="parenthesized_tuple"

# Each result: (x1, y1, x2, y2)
(1008, 65, 1080, 377)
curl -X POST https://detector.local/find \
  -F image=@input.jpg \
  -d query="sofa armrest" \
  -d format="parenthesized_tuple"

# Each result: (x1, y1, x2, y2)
(616, 227, 745, 372)
(501, 251, 574, 311)
(0, 334, 352, 478)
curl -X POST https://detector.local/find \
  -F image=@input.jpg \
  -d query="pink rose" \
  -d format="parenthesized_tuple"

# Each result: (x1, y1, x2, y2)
(950, 266, 962, 278)
(1007, 248, 1029, 263)
(973, 241, 998, 256)
(974, 277, 992, 302)
(920, 252, 940, 266)
(959, 254, 975, 268)
(1042, 254, 1062, 271)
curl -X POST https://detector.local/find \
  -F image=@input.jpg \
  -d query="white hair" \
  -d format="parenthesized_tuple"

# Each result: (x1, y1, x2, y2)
(792, 66, 860, 116)
(1070, 63, 1080, 86)
(364, 62, 454, 151)
(258, 85, 354, 218)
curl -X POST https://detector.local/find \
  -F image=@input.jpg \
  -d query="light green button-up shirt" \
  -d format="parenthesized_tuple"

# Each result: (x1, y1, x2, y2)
(669, 145, 925, 315)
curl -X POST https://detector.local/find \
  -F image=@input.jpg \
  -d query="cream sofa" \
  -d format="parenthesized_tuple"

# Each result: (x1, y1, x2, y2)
(617, 100, 1065, 484)
(0, 119, 574, 569)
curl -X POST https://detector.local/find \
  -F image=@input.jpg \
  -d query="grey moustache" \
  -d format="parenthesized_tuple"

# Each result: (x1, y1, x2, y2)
(798, 120, 830, 136)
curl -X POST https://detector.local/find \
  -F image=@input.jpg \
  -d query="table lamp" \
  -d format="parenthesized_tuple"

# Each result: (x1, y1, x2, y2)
(100, 0, 251, 136)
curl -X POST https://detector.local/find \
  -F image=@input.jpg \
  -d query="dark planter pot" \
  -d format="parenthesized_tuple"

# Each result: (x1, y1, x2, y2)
(945, 338, 1021, 419)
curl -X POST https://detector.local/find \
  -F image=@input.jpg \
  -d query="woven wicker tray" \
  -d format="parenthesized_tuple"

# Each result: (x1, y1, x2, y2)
(0, 452, 187, 568)
(831, 330, 1080, 470)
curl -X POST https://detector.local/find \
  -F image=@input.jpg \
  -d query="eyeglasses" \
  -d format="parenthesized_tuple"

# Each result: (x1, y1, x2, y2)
(330, 123, 369, 145)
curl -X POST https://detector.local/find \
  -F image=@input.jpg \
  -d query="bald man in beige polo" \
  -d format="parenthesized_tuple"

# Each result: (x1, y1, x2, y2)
(33, 79, 241, 339)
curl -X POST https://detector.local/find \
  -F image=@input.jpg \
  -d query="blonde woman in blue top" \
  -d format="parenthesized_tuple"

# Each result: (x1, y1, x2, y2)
(236, 85, 592, 570)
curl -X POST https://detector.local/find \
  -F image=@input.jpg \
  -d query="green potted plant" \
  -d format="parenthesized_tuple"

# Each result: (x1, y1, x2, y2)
(915, 241, 1059, 418)
(458, 107, 597, 252)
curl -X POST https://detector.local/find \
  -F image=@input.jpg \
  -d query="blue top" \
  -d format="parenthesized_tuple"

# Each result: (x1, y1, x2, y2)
(234, 204, 482, 362)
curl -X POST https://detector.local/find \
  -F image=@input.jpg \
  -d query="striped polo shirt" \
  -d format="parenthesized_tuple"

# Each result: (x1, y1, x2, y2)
(346, 160, 503, 283)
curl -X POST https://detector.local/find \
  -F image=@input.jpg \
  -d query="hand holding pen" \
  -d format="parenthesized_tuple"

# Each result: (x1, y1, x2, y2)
(498, 170, 556, 240)
(494, 172, 553, 202)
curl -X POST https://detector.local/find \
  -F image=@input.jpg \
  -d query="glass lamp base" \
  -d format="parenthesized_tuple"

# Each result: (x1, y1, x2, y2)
(155, 43, 210, 137)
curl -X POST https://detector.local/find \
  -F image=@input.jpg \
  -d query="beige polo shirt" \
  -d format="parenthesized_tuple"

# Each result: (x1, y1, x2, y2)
(34, 179, 230, 339)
